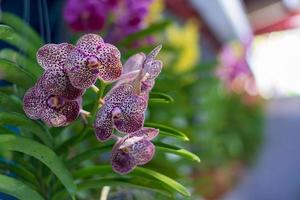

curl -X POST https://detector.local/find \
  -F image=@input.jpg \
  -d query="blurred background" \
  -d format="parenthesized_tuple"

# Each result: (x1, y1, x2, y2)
(1, 0, 300, 199)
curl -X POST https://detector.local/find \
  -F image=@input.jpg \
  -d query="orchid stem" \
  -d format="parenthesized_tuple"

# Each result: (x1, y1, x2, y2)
(80, 109, 91, 116)
(100, 186, 110, 200)
(91, 84, 100, 93)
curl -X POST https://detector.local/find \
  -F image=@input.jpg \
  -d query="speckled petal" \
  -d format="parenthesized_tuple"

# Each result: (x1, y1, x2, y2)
(39, 99, 80, 127)
(130, 140, 155, 165)
(111, 149, 136, 174)
(141, 79, 155, 94)
(76, 34, 104, 54)
(123, 53, 145, 74)
(40, 107, 67, 127)
(112, 95, 147, 133)
(94, 105, 114, 141)
(143, 45, 162, 69)
(39, 69, 84, 100)
(37, 43, 74, 70)
(23, 87, 43, 119)
(97, 45, 122, 82)
(113, 112, 145, 134)
(58, 100, 80, 125)
(66, 49, 99, 89)
(104, 83, 133, 104)
(131, 128, 159, 140)
(144, 60, 162, 80)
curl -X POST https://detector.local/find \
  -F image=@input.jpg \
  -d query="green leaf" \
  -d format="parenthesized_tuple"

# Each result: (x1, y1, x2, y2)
(74, 165, 190, 197)
(67, 143, 113, 167)
(134, 167, 190, 197)
(0, 174, 44, 200)
(0, 49, 42, 77)
(0, 162, 39, 188)
(0, 92, 23, 112)
(0, 112, 53, 147)
(0, 12, 43, 47)
(1, 32, 38, 60)
(51, 177, 172, 200)
(0, 24, 14, 39)
(119, 20, 171, 46)
(0, 59, 35, 88)
(0, 135, 77, 198)
(0, 126, 16, 134)
(144, 122, 189, 141)
(154, 142, 200, 162)
(149, 92, 174, 104)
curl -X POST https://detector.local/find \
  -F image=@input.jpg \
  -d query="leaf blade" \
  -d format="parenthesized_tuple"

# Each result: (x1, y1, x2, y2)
(0, 112, 53, 147)
(154, 142, 200, 162)
(144, 122, 189, 141)
(0, 174, 44, 200)
(0, 134, 77, 197)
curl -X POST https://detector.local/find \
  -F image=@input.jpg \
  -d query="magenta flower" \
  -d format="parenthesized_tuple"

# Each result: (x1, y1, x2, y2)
(111, 127, 158, 174)
(106, 0, 153, 43)
(24, 43, 84, 127)
(93, 46, 162, 141)
(94, 83, 147, 141)
(23, 76, 82, 127)
(118, 45, 162, 94)
(63, 0, 108, 32)
(65, 34, 122, 89)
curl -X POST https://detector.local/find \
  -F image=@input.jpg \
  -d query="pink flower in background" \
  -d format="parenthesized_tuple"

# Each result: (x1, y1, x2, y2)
(63, 0, 108, 32)
(63, 0, 153, 43)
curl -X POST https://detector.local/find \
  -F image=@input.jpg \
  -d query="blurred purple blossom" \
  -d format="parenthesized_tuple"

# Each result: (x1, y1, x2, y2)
(63, 0, 153, 43)
(63, 0, 108, 32)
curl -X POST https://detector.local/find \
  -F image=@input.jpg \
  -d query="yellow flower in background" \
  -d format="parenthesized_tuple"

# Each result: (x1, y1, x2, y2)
(145, 0, 164, 24)
(167, 20, 200, 73)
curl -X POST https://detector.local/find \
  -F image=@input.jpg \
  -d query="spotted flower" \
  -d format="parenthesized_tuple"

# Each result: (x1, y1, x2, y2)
(23, 74, 82, 127)
(118, 45, 163, 94)
(111, 127, 158, 174)
(65, 34, 122, 89)
(23, 43, 84, 127)
(93, 46, 162, 141)
(94, 83, 147, 141)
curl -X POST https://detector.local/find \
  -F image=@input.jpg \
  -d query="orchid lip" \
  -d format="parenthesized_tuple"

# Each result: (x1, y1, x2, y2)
(47, 95, 65, 109)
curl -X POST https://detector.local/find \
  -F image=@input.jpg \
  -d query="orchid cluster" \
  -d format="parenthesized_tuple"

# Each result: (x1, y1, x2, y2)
(23, 34, 162, 174)
(63, 0, 153, 43)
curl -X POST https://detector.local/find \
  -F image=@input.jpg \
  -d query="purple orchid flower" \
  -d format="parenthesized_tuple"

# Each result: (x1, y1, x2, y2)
(93, 45, 162, 141)
(65, 34, 122, 89)
(23, 70, 83, 127)
(118, 45, 162, 94)
(111, 127, 158, 174)
(94, 83, 148, 141)
(63, 0, 108, 32)
(23, 43, 84, 127)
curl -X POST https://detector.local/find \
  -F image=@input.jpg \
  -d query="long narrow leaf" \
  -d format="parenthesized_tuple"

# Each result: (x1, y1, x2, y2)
(0, 49, 42, 77)
(0, 135, 77, 198)
(145, 122, 189, 141)
(0, 92, 23, 112)
(149, 92, 174, 104)
(0, 174, 44, 200)
(0, 59, 35, 88)
(1, 32, 38, 60)
(0, 12, 43, 47)
(0, 112, 53, 147)
(74, 165, 190, 197)
(0, 24, 14, 39)
(154, 142, 200, 162)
